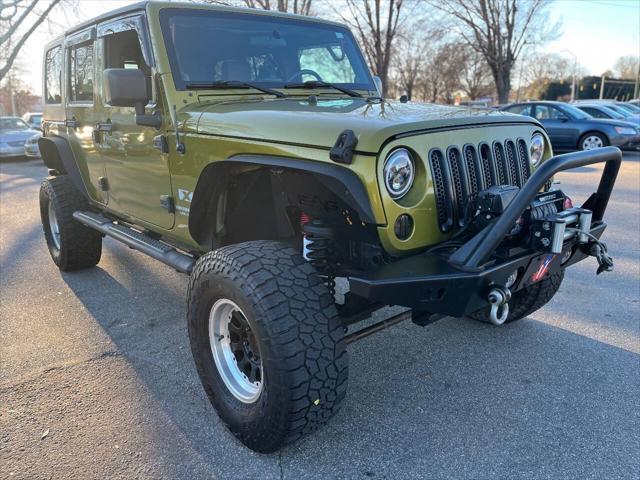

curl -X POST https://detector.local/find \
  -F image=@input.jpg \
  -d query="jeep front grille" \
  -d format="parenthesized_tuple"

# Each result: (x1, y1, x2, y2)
(429, 139, 531, 232)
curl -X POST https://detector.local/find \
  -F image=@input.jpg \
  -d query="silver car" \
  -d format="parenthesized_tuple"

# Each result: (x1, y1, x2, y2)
(24, 132, 42, 158)
(0, 117, 41, 158)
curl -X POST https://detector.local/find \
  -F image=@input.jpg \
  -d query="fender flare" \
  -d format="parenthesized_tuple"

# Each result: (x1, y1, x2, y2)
(189, 154, 377, 248)
(38, 136, 90, 199)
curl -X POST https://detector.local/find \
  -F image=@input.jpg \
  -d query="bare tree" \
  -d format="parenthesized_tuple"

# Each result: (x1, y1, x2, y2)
(416, 41, 464, 104)
(393, 35, 427, 100)
(336, 0, 408, 97)
(395, 50, 424, 101)
(613, 55, 639, 80)
(525, 52, 573, 84)
(0, 0, 64, 82)
(517, 51, 586, 100)
(459, 44, 491, 100)
(428, 0, 557, 104)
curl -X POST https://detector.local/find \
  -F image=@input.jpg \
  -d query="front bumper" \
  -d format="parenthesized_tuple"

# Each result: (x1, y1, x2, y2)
(349, 147, 622, 317)
(612, 134, 640, 150)
(0, 145, 26, 157)
(24, 143, 41, 157)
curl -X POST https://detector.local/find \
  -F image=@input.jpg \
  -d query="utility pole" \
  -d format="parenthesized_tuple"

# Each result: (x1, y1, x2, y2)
(599, 76, 606, 99)
(8, 75, 17, 116)
(561, 50, 577, 102)
(634, 64, 639, 99)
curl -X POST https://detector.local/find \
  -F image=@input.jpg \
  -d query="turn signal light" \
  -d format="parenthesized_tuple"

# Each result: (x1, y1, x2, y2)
(563, 196, 574, 210)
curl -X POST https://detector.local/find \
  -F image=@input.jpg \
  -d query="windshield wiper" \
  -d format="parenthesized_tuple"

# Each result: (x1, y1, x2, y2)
(283, 80, 363, 98)
(186, 80, 285, 98)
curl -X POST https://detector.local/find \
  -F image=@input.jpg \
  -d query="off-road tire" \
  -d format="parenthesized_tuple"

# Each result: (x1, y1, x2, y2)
(39, 176, 102, 271)
(187, 240, 348, 453)
(469, 270, 564, 324)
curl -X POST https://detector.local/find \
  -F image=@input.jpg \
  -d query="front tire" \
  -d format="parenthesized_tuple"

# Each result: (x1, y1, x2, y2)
(39, 176, 102, 271)
(579, 132, 608, 151)
(187, 240, 348, 452)
(469, 270, 564, 324)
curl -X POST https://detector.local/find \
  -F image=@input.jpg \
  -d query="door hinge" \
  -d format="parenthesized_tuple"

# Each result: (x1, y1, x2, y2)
(160, 195, 175, 213)
(153, 135, 169, 154)
(98, 176, 109, 191)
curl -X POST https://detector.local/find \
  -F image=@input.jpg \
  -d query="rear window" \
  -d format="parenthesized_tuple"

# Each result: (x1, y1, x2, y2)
(45, 46, 63, 104)
(505, 104, 533, 117)
(69, 42, 95, 103)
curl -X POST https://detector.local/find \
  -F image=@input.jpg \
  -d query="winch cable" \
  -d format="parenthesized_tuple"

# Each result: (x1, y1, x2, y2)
(565, 227, 614, 274)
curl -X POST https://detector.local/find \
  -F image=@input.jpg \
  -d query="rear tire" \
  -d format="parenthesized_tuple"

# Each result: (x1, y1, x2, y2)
(39, 176, 102, 271)
(187, 240, 348, 452)
(469, 270, 564, 324)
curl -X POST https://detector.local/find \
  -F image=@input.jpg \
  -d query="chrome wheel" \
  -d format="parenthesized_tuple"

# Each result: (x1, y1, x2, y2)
(48, 200, 61, 250)
(209, 299, 263, 403)
(582, 135, 604, 150)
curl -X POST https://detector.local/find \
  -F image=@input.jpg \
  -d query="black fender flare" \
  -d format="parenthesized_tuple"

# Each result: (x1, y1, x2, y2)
(189, 154, 377, 248)
(38, 136, 90, 199)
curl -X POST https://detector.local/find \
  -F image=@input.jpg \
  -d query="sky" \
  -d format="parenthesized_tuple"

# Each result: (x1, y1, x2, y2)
(13, 0, 640, 95)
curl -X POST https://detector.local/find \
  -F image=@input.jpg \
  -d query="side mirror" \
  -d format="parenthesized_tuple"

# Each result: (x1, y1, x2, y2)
(103, 68, 161, 128)
(372, 75, 383, 96)
(558, 115, 569, 122)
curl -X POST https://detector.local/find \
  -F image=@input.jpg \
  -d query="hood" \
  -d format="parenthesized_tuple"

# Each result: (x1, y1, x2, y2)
(0, 129, 39, 143)
(190, 98, 537, 153)
(587, 117, 640, 128)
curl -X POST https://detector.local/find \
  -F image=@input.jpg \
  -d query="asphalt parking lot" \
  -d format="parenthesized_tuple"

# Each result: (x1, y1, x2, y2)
(1, 152, 639, 479)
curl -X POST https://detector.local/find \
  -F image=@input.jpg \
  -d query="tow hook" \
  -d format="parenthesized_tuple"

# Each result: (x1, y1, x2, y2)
(487, 286, 511, 325)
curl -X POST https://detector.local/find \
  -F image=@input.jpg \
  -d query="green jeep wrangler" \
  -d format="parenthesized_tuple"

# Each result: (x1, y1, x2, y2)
(38, 1, 621, 452)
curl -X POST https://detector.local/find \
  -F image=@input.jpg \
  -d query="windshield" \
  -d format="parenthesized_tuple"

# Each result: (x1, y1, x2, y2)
(0, 118, 30, 131)
(160, 9, 374, 92)
(614, 103, 639, 114)
(560, 104, 590, 119)
(599, 106, 625, 118)
(29, 115, 43, 125)
(606, 104, 633, 117)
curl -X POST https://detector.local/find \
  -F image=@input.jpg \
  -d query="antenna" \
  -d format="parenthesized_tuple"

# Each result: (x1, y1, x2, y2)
(169, 104, 185, 154)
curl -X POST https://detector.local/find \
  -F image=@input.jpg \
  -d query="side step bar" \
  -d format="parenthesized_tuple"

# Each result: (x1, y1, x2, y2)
(73, 211, 195, 274)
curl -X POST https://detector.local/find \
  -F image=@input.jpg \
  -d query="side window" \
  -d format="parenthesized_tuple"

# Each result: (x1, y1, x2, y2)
(298, 45, 355, 83)
(534, 105, 565, 120)
(506, 104, 533, 117)
(45, 46, 62, 104)
(581, 107, 598, 118)
(103, 28, 152, 100)
(69, 42, 95, 102)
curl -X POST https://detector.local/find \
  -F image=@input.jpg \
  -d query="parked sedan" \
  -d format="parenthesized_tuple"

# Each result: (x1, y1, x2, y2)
(0, 117, 41, 158)
(594, 102, 640, 123)
(500, 101, 640, 151)
(21, 112, 43, 131)
(574, 103, 627, 120)
(24, 132, 42, 158)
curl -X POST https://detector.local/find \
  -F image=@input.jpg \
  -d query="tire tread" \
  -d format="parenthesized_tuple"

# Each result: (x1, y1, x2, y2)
(187, 240, 347, 452)
(40, 176, 101, 271)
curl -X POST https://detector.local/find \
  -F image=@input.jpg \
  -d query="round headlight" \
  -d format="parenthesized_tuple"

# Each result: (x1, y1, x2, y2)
(530, 133, 545, 166)
(383, 148, 415, 199)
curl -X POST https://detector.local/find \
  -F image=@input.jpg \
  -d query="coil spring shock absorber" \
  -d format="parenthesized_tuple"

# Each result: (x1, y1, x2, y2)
(301, 214, 338, 298)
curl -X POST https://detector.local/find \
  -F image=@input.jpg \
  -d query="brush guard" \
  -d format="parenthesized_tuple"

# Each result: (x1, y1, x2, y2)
(348, 146, 622, 320)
